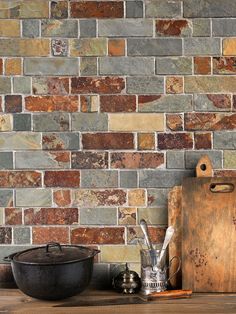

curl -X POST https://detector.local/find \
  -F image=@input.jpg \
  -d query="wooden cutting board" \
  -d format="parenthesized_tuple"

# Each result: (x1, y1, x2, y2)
(182, 176, 236, 292)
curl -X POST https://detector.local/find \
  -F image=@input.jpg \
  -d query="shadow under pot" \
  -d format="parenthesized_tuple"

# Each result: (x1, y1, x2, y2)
(4, 242, 100, 300)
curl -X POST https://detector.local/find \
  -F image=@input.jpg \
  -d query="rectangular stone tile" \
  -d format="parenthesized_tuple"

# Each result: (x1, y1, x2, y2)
(80, 57, 97, 76)
(44, 171, 80, 188)
(184, 0, 236, 17)
(194, 94, 232, 112)
(157, 133, 193, 150)
(100, 57, 154, 76)
(137, 207, 167, 225)
(0, 1, 49, 18)
(185, 76, 236, 93)
(33, 113, 69, 132)
(138, 95, 192, 112)
(126, 1, 143, 18)
(13, 114, 31, 131)
(109, 113, 164, 131)
(32, 77, 69, 95)
(0, 171, 41, 188)
(145, 0, 181, 18)
(98, 19, 153, 37)
(214, 132, 236, 149)
(5, 208, 22, 225)
(0, 152, 13, 169)
(128, 189, 146, 207)
(14, 227, 30, 245)
(32, 226, 69, 244)
(51, 1, 68, 19)
(72, 113, 108, 131)
(0, 227, 12, 244)
(24, 58, 78, 76)
(224, 151, 236, 168)
(192, 18, 211, 36)
(185, 151, 223, 169)
(185, 113, 236, 131)
(147, 188, 169, 207)
(13, 77, 31, 94)
(127, 77, 164, 94)
(167, 151, 185, 169)
(80, 208, 117, 225)
(42, 133, 80, 150)
(223, 39, 236, 56)
(5, 95, 22, 113)
(80, 19, 96, 38)
(41, 20, 78, 37)
(80, 170, 118, 188)
(138, 133, 155, 150)
(72, 189, 127, 207)
(111, 152, 164, 169)
(213, 57, 236, 75)
(15, 152, 70, 169)
(24, 208, 78, 225)
(0, 78, 11, 94)
(71, 152, 108, 169)
(70, 1, 124, 18)
(166, 114, 183, 131)
(101, 245, 140, 263)
(120, 171, 137, 188)
(139, 170, 194, 188)
(22, 19, 40, 38)
(0, 39, 49, 57)
(118, 207, 136, 225)
(195, 132, 212, 150)
(156, 19, 192, 37)
(16, 189, 52, 207)
(82, 133, 134, 150)
(70, 38, 106, 56)
(128, 38, 182, 56)
(0, 20, 20, 36)
(25, 96, 78, 112)
(0, 190, 13, 207)
(184, 38, 220, 56)
(212, 19, 236, 36)
(0, 114, 12, 132)
(100, 95, 136, 113)
(156, 57, 192, 75)
(0, 133, 41, 150)
(71, 77, 125, 94)
(71, 227, 125, 244)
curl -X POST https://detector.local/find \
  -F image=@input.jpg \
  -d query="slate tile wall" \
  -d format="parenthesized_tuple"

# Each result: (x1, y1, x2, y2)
(0, 0, 236, 284)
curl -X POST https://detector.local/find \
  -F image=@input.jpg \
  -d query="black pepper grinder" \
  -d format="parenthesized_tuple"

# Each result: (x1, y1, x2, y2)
(112, 263, 141, 294)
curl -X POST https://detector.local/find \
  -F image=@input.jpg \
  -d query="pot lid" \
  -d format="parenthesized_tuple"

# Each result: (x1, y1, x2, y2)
(13, 242, 99, 265)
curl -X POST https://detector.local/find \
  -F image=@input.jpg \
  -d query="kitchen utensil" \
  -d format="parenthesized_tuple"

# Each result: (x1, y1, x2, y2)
(159, 226, 175, 268)
(140, 248, 181, 295)
(140, 219, 157, 267)
(182, 175, 236, 292)
(4, 242, 100, 300)
(112, 263, 141, 294)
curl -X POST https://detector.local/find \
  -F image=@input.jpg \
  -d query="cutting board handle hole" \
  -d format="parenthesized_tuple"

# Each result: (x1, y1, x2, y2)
(210, 183, 234, 193)
(200, 164, 207, 171)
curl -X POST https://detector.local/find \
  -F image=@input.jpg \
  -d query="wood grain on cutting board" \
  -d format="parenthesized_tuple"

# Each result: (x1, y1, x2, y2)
(182, 177, 236, 292)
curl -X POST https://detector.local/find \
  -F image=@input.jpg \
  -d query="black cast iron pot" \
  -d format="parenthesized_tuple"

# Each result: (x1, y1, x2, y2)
(4, 242, 100, 300)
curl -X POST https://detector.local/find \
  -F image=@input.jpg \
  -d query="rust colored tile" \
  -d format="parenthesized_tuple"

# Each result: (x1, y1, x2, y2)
(71, 152, 108, 169)
(82, 133, 134, 149)
(71, 77, 125, 94)
(194, 57, 211, 75)
(118, 207, 136, 225)
(127, 226, 165, 244)
(71, 227, 125, 244)
(51, 152, 70, 163)
(232, 95, 236, 110)
(44, 171, 80, 188)
(111, 152, 164, 169)
(166, 114, 183, 131)
(24, 208, 78, 225)
(0, 97, 2, 111)
(166, 77, 183, 94)
(0, 59, 3, 75)
(185, 113, 236, 131)
(0, 227, 12, 244)
(108, 39, 125, 56)
(5, 208, 22, 225)
(214, 170, 236, 177)
(5, 95, 22, 113)
(158, 132, 193, 149)
(53, 190, 71, 207)
(0, 171, 41, 188)
(33, 78, 69, 95)
(138, 133, 155, 150)
(5, 58, 21, 75)
(70, 1, 124, 18)
(128, 189, 146, 207)
(213, 57, 236, 74)
(25, 96, 78, 112)
(32, 226, 69, 244)
(73, 189, 127, 207)
(100, 95, 136, 112)
(156, 19, 189, 36)
(194, 132, 212, 149)
(205, 94, 232, 110)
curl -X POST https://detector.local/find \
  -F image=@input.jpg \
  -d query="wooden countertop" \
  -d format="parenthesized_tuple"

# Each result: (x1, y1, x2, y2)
(1, 289, 236, 314)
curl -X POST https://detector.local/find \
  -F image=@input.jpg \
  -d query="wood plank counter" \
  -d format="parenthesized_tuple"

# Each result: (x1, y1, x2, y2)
(0, 289, 236, 314)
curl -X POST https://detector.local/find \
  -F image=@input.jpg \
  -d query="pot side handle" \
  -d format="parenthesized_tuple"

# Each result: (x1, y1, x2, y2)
(3, 252, 17, 262)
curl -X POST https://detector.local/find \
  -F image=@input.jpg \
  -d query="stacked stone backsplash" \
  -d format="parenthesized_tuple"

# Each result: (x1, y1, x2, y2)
(0, 0, 236, 287)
